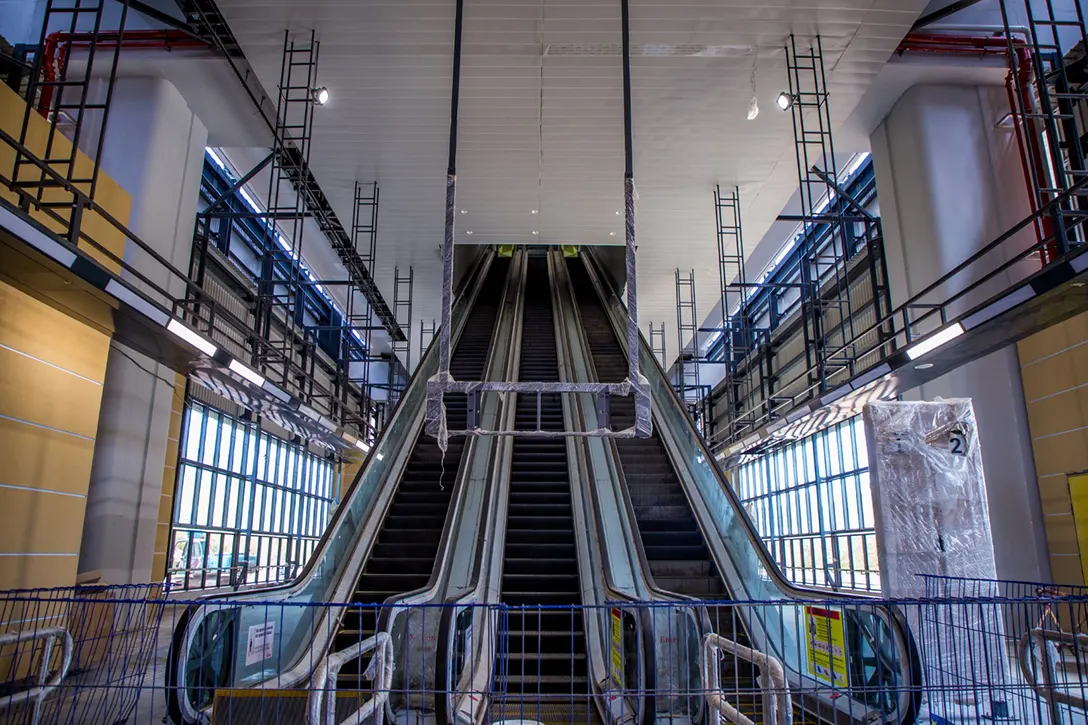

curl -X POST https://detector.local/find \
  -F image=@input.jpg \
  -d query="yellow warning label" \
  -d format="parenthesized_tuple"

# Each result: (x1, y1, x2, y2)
(804, 605, 849, 687)
(610, 608, 624, 689)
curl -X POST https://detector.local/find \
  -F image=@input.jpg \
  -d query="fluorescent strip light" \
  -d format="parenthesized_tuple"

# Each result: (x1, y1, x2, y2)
(905, 322, 964, 361)
(355, 439, 370, 453)
(262, 380, 291, 403)
(229, 359, 265, 387)
(105, 279, 169, 325)
(850, 362, 892, 391)
(786, 405, 811, 423)
(166, 319, 218, 357)
(961, 286, 1035, 330)
(821, 385, 851, 405)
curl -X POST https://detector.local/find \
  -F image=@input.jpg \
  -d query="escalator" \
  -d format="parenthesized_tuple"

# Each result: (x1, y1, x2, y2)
(491, 256, 596, 725)
(334, 256, 510, 687)
(567, 256, 766, 721)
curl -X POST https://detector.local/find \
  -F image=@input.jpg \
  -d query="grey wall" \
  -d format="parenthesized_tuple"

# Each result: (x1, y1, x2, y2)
(870, 83, 1049, 582)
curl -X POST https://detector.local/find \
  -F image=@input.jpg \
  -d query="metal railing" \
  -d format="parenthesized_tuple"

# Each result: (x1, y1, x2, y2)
(309, 632, 393, 725)
(704, 632, 791, 725)
(0, 583, 166, 725)
(0, 582, 1086, 725)
(0, 627, 74, 725)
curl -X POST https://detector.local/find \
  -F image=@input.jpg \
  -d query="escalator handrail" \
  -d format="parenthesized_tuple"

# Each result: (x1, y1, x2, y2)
(579, 250, 921, 725)
(548, 250, 662, 725)
(196, 248, 494, 604)
(165, 251, 495, 723)
(375, 253, 520, 624)
(436, 252, 529, 725)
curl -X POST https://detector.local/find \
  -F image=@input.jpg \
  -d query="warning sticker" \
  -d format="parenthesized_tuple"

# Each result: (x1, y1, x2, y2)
(610, 608, 624, 689)
(804, 605, 848, 687)
(245, 621, 275, 666)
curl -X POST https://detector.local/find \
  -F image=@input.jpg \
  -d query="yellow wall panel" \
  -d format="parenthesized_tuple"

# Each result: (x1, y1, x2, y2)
(0, 556, 78, 590)
(1038, 475, 1073, 516)
(1031, 428, 1088, 477)
(1021, 351, 1076, 401)
(1050, 554, 1084, 587)
(0, 346, 103, 438)
(1045, 513, 1080, 555)
(0, 84, 131, 271)
(1026, 387, 1088, 438)
(0, 486, 85, 555)
(0, 417, 95, 495)
(0, 284, 110, 382)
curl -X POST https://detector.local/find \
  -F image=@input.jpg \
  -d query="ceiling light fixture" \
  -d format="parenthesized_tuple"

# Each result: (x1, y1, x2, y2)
(166, 319, 218, 357)
(776, 91, 796, 111)
(355, 439, 370, 453)
(312, 86, 330, 106)
(915, 363, 934, 370)
(460, 209, 467, 214)
(532, 231, 539, 235)
(610, 232, 616, 236)
(229, 359, 266, 387)
(615, 211, 621, 215)
(466, 230, 473, 235)
(531, 209, 538, 214)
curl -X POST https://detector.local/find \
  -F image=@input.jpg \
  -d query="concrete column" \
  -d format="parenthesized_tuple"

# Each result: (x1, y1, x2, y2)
(79, 77, 207, 584)
(870, 83, 1050, 583)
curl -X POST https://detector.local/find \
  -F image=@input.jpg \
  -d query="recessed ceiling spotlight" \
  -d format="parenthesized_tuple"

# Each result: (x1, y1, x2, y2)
(312, 86, 330, 105)
(610, 232, 616, 236)
(776, 91, 796, 111)
(532, 230, 539, 235)
(531, 209, 539, 214)
(466, 230, 473, 235)
(460, 209, 467, 214)
(615, 210, 621, 215)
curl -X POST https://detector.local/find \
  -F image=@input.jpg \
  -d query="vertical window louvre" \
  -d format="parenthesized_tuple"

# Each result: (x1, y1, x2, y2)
(732, 416, 878, 592)
(170, 401, 336, 590)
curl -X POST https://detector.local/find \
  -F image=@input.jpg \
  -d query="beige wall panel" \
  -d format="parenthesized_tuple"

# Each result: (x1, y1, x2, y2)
(1039, 475, 1073, 516)
(1049, 554, 1084, 586)
(0, 347, 104, 437)
(0, 284, 110, 382)
(0, 556, 78, 590)
(0, 417, 95, 495)
(0, 486, 86, 555)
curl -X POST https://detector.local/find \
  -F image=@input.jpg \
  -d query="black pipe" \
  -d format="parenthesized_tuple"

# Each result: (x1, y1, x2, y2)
(621, 0, 633, 177)
(447, 0, 465, 175)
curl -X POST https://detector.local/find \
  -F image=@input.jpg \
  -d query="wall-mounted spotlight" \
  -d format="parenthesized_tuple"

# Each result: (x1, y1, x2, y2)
(776, 91, 797, 111)
(312, 86, 330, 105)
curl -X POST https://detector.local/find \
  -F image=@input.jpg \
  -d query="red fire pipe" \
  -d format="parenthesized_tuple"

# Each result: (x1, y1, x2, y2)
(37, 29, 210, 117)
(897, 32, 1059, 264)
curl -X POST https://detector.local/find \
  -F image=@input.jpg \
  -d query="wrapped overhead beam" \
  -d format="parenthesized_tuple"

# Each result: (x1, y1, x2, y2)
(425, 0, 651, 450)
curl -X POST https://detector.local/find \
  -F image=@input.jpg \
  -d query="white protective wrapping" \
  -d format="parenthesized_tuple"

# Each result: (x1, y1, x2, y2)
(861, 399, 997, 594)
(862, 399, 1010, 719)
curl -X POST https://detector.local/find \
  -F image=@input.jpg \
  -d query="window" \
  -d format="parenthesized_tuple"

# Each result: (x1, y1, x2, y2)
(732, 416, 878, 592)
(170, 402, 337, 590)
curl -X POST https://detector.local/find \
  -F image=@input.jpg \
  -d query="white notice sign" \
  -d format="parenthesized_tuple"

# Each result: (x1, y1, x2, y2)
(245, 621, 275, 666)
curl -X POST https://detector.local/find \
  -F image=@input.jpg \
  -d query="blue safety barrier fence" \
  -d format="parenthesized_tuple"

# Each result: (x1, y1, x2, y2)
(0, 579, 1085, 724)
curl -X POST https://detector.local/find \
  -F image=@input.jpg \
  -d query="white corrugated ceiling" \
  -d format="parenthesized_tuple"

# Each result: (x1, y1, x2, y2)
(213, 0, 928, 366)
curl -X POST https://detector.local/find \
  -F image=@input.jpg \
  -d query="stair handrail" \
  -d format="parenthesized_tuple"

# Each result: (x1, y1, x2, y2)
(703, 632, 792, 725)
(0, 626, 74, 725)
(308, 631, 394, 725)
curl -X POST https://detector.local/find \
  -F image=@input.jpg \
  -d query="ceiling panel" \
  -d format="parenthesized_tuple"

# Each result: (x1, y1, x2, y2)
(214, 0, 927, 365)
